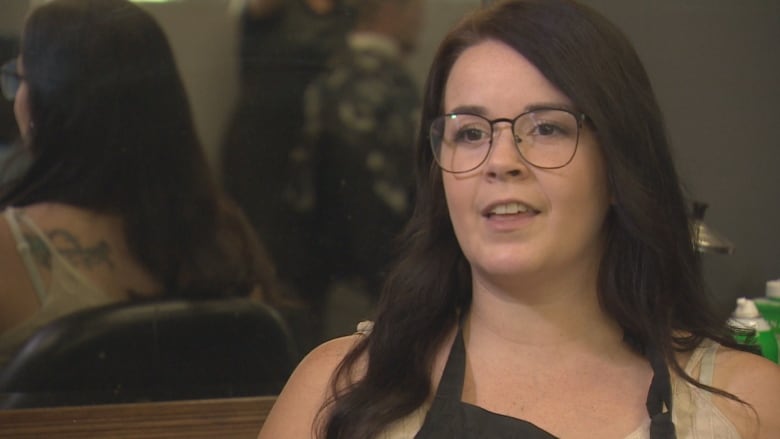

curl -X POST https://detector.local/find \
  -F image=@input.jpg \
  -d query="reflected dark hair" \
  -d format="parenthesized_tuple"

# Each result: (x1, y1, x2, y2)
(0, 35, 20, 144)
(320, 0, 745, 437)
(0, 0, 274, 298)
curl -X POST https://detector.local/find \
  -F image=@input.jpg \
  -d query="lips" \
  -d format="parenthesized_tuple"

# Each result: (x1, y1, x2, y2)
(483, 201, 540, 218)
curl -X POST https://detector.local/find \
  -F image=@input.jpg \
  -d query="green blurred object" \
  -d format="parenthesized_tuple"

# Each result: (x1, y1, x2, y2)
(730, 297, 779, 364)
(754, 279, 780, 363)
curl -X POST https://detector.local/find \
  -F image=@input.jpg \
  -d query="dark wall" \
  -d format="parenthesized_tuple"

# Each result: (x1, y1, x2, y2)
(581, 0, 780, 313)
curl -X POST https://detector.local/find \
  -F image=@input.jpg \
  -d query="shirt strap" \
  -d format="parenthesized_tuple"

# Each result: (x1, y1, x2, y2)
(4, 207, 48, 303)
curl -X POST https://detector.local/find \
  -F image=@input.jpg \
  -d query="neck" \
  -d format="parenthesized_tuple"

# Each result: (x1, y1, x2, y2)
(466, 267, 624, 352)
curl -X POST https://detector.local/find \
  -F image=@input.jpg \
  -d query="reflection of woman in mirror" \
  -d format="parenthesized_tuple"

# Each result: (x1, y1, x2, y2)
(0, 0, 276, 366)
(259, 1, 780, 438)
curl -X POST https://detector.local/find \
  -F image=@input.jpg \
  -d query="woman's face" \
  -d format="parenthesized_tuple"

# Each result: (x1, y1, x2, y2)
(441, 40, 611, 289)
(13, 56, 32, 143)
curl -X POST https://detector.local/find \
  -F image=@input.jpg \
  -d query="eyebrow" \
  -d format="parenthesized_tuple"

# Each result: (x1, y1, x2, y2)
(446, 102, 578, 115)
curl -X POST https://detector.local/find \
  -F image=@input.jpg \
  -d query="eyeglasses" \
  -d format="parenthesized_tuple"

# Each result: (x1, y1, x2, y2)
(429, 108, 587, 173)
(1, 59, 24, 101)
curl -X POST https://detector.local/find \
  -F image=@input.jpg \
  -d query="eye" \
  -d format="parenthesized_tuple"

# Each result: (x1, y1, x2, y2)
(533, 122, 565, 137)
(516, 109, 579, 142)
(455, 127, 490, 143)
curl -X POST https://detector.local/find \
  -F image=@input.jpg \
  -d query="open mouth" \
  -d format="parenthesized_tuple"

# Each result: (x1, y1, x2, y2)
(484, 202, 539, 218)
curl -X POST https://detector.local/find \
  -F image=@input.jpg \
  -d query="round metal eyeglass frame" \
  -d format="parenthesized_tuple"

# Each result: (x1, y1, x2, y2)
(428, 108, 588, 174)
(1, 59, 24, 102)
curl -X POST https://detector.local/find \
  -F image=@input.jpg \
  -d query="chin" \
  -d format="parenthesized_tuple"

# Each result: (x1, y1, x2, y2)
(469, 253, 542, 280)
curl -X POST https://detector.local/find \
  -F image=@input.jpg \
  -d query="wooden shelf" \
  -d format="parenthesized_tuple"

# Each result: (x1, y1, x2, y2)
(0, 395, 276, 438)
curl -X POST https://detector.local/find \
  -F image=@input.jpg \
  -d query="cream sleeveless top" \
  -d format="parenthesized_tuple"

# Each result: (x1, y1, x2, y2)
(365, 322, 741, 439)
(671, 339, 742, 438)
(0, 208, 115, 367)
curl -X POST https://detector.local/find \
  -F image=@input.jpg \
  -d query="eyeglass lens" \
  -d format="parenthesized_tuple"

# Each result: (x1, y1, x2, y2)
(430, 109, 580, 173)
(1, 60, 20, 101)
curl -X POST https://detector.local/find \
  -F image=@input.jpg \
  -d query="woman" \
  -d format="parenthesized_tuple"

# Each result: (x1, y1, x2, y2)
(0, 0, 276, 364)
(259, 0, 779, 438)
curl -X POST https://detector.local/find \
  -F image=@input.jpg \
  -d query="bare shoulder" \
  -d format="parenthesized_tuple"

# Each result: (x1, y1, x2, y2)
(258, 334, 366, 439)
(0, 212, 17, 273)
(712, 346, 780, 439)
(0, 212, 22, 292)
(0, 211, 41, 332)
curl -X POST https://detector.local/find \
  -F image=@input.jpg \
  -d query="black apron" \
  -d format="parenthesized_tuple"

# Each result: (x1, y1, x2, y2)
(414, 328, 676, 439)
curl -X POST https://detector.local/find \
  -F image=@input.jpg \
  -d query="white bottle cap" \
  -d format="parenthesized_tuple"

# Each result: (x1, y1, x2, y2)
(766, 279, 780, 299)
(734, 297, 760, 318)
(732, 297, 772, 331)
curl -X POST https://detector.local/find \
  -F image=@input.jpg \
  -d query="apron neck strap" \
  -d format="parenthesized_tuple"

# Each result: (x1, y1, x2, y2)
(645, 343, 677, 439)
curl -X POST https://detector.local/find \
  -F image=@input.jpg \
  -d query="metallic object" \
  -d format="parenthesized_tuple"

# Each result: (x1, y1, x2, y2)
(692, 201, 735, 255)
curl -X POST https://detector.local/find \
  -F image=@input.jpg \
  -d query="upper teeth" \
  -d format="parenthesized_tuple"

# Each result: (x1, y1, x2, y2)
(491, 202, 530, 215)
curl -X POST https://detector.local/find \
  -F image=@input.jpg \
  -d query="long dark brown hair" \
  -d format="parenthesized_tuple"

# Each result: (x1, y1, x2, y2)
(318, 0, 746, 437)
(0, 0, 275, 299)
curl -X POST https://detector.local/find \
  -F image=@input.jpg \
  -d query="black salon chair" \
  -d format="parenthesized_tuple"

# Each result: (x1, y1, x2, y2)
(0, 298, 298, 409)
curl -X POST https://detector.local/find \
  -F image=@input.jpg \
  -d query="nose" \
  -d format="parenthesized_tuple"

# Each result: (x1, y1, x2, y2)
(484, 123, 528, 179)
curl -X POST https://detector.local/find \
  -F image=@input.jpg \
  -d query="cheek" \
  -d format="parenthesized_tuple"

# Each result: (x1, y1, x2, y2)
(442, 174, 464, 218)
(556, 156, 611, 232)
(442, 173, 474, 244)
(14, 84, 31, 140)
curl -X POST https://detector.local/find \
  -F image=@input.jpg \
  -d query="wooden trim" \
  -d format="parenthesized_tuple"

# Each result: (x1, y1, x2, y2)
(0, 395, 276, 439)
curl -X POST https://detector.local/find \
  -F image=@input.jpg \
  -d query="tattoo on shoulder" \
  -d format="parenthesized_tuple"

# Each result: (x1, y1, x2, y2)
(24, 229, 115, 270)
(48, 229, 114, 269)
(23, 234, 53, 269)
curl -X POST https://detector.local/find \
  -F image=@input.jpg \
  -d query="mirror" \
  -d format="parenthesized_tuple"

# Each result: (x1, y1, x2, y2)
(0, 0, 481, 407)
(0, 0, 777, 408)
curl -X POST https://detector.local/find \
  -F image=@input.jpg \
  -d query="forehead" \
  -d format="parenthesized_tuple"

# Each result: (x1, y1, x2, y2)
(443, 40, 573, 115)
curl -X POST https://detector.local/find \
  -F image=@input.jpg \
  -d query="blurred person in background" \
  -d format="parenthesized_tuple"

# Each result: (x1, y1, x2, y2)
(284, 0, 424, 341)
(0, 0, 279, 366)
(221, 0, 357, 350)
